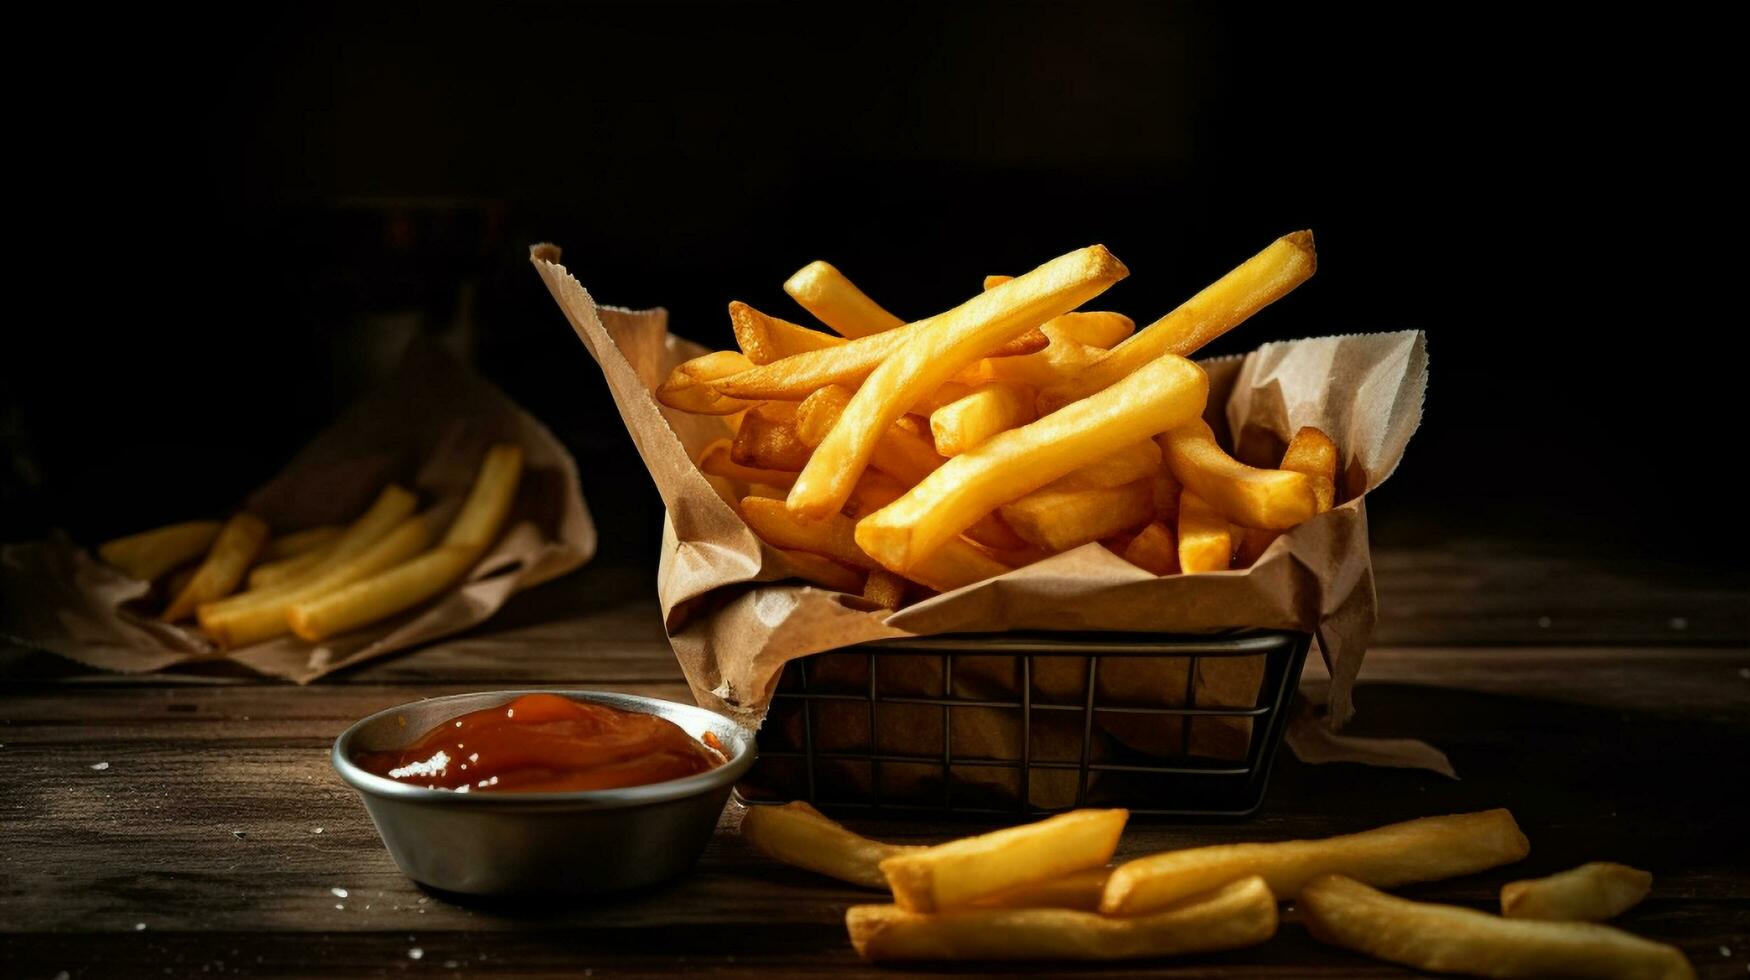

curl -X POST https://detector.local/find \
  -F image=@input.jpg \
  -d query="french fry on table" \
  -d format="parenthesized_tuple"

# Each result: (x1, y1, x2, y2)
(788, 245, 1129, 520)
(1038, 231, 1317, 413)
(857, 354, 1207, 573)
(1501, 862, 1653, 922)
(1121, 521, 1180, 575)
(1176, 491, 1233, 574)
(849, 875, 1276, 962)
(656, 350, 758, 415)
(972, 866, 1114, 912)
(98, 520, 221, 581)
(729, 301, 845, 364)
(880, 809, 1128, 912)
(1302, 874, 1692, 980)
(741, 801, 922, 889)
(162, 513, 270, 622)
(999, 479, 1155, 553)
(1159, 419, 1325, 530)
(930, 382, 1035, 456)
(1100, 808, 1529, 916)
(287, 445, 525, 642)
(260, 525, 342, 562)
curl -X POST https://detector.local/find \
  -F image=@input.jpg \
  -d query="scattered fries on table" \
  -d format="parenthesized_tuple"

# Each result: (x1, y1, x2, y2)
(657, 236, 1344, 610)
(94, 443, 527, 649)
(739, 802, 1693, 971)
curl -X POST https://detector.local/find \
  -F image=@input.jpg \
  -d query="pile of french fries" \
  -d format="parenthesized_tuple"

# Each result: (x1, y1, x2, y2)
(95, 444, 524, 648)
(742, 803, 1695, 976)
(658, 234, 1339, 610)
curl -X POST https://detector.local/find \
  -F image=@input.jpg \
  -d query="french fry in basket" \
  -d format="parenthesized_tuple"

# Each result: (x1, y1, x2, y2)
(1176, 491, 1233, 573)
(1044, 439, 1163, 492)
(740, 801, 922, 889)
(740, 497, 1009, 593)
(98, 520, 222, 582)
(1302, 874, 1692, 980)
(957, 336, 1104, 390)
(248, 540, 340, 589)
(200, 512, 432, 648)
(776, 550, 864, 594)
(162, 513, 270, 622)
(788, 245, 1128, 520)
(1233, 425, 1341, 564)
(930, 382, 1035, 457)
(999, 479, 1155, 552)
(848, 874, 1276, 962)
(1160, 419, 1325, 530)
(981, 275, 1136, 348)
(973, 866, 1113, 911)
(1038, 231, 1317, 413)
(862, 569, 907, 610)
(288, 444, 525, 642)
(731, 404, 813, 471)
(260, 525, 342, 562)
(729, 301, 845, 364)
(1500, 862, 1653, 922)
(784, 260, 907, 338)
(656, 350, 757, 415)
(1100, 808, 1529, 916)
(794, 384, 855, 447)
(857, 355, 1207, 573)
(879, 808, 1127, 912)
(698, 439, 799, 489)
(1121, 521, 1180, 575)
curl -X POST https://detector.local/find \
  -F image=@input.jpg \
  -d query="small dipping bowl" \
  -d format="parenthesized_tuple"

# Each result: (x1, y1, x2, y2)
(333, 689, 755, 896)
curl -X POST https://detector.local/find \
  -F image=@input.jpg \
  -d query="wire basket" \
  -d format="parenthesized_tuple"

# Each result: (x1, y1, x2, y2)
(736, 630, 1310, 818)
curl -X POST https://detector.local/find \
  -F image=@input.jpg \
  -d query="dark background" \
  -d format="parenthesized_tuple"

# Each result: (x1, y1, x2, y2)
(7, 1, 1742, 574)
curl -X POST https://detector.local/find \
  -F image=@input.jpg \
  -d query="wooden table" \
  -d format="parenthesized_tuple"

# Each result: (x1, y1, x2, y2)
(4, 545, 1746, 978)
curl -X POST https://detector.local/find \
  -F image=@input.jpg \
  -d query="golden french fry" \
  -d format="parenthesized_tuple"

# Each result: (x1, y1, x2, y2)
(1101, 809, 1530, 916)
(698, 439, 799, 488)
(849, 470, 1031, 554)
(98, 520, 221, 581)
(657, 350, 758, 414)
(1121, 521, 1180, 575)
(914, 381, 974, 417)
(260, 525, 342, 562)
(287, 545, 473, 642)
(775, 549, 864, 594)
(880, 809, 1128, 912)
(788, 245, 1128, 520)
(929, 382, 1036, 457)
(1046, 439, 1163, 492)
(1233, 526, 1279, 567)
(199, 513, 433, 648)
(1303, 875, 1692, 980)
(849, 875, 1275, 962)
(741, 801, 923, 888)
(1038, 231, 1316, 413)
(999, 479, 1155, 553)
(982, 275, 1136, 348)
(973, 867, 1113, 911)
(731, 404, 814, 471)
(794, 384, 855, 447)
(1160, 419, 1324, 530)
(958, 337, 1105, 390)
(248, 541, 339, 589)
(162, 513, 270, 622)
(872, 417, 948, 485)
(1230, 425, 1340, 564)
(862, 568, 907, 610)
(857, 355, 1207, 572)
(784, 260, 907, 338)
(741, 497, 1009, 593)
(729, 301, 846, 364)
(1176, 491, 1232, 573)
(1501, 863, 1653, 922)
(443, 444, 525, 551)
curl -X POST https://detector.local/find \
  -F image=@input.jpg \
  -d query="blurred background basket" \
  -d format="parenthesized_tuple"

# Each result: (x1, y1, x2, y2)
(737, 630, 1309, 818)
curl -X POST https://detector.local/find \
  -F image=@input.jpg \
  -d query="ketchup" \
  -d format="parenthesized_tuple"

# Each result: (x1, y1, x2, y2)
(354, 693, 723, 793)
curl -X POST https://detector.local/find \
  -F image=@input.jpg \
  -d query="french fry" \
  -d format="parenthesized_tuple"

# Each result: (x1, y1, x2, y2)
(1121, 521, 1180, 575)
(777, 550, 864, 594)
(1232, 526, 1279, 567)
(657, 350, 757, 415)
(982, 275, 1136, 348)
(698, 439, 799, 488)
(1038, 231, 1316, 413)
(442, 444, 525, 550)
(729, 301, 846, 364)
(248, 541, 339, 589)
(794, 384, 855, 447)
(929, 382, 1035, 457)
(287, 545, 474, 641)
(999, 479, 1155, 552)
(1231, 425, 1340, 564)
(973, 867, 1113, 911)
(741, 801, 923, 888)
(849, 875, 1276, 962)
(1501, 862, 1653, 922)
(260, 525, 342, 562)
(1100, 809, 1529, 916)
(741, 497, 1009, 593)
(731, 404, 814, 471)
(1159, 419, 1324, 530)
(879, 809, 1128, 912)
(862, 569, 907, 610)
(1176, 491, 1232, 573)
(1042, 439, 1163, 492)
(914, 380, 974, 417)
(1302, 875, 1693, 980)
(958, 337, 1105, 390)
(162, 513, 270, 622)
(98, 520, 221, 582)
(857, 355, 1207, 573)
(199, 512, 433, 648)
(784, 260, 907, 338)
(788, 245, 1128, 520)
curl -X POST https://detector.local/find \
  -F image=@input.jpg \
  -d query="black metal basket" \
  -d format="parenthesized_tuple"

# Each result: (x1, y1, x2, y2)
(736, 629, 1309, 818)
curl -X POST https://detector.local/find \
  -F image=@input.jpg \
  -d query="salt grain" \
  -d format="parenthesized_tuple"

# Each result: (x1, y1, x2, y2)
(444, 961, 459, 969)
(1669, 616, 1689, 630)
(1536, 616, 1551, 628)
(408, 947, 424, 960)
(1723, 946, 1732, 956)
(135, 922, 146, 931)
(331, 887, 349, 898)
(91, 762, 110, 771)
(334, 904, 345, 910)
(312, 827, 324, 834)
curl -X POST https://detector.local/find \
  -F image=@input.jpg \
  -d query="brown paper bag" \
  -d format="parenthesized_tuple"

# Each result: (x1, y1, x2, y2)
(0, 343, 596, 681)
(531, 244, 1444, 774)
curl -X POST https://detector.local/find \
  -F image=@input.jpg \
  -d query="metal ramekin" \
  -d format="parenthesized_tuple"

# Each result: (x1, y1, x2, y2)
(333, 689, 755, 896)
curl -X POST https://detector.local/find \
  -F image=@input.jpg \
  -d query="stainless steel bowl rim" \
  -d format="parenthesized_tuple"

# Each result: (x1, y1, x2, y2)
(332, 689, 755, 809)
